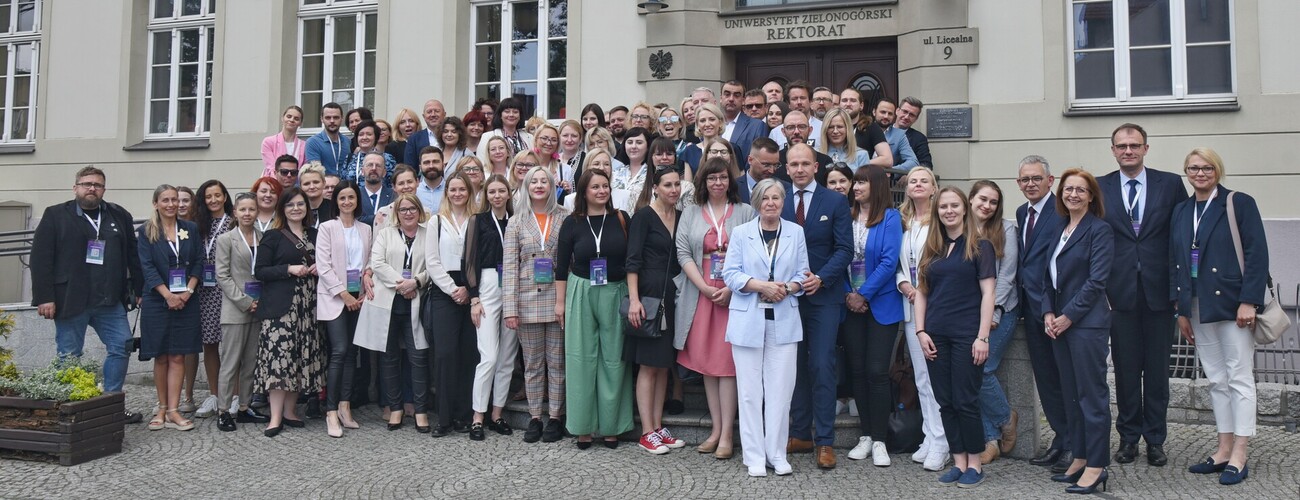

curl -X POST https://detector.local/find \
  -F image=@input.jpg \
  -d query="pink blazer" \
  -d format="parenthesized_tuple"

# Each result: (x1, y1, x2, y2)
(315, 218, 373, 321)
(262, 133, 307, 177)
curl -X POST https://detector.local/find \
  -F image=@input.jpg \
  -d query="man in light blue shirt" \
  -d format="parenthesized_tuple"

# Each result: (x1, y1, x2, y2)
(873, 98, 918, 171)
(304, 102, 351, 176)
(415, 145, 445, 213)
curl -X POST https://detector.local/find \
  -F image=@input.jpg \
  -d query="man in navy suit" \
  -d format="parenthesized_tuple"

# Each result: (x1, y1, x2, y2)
(1098, 123, 1188, 466)
(736, 138, 788, 204)
(357, 153, 395, 226)
(781, 143, 853, 470)
(403, 99, 446, 167)
(720, 80, 767, 172)
(1014, 155, 1074, 472)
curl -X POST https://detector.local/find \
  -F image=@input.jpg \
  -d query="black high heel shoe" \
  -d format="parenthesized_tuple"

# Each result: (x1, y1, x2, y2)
(1051, 468, 1084, 483)
(1066, 469, 1108, 494)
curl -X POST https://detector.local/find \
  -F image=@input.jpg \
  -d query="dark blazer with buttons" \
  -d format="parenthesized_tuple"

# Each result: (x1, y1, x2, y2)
(781, 185, 853, 306)
(253, 227, 318, 320)
(1169, 187, 1269, 323)
(358, 185, 395, 226)
(728, 114, 768, 171)
(1016, 193, 1065, 319)
(136, 220, 204, 297)
(1042, 213, 1114, 329)
(30, 201, 143, 318)
(1097, 167, 1188, 310)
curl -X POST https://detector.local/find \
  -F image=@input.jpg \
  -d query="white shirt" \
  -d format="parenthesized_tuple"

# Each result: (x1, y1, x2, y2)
(768, 116, 823, 150)
(344, 226, 364, 270)
(1023, 192, 1054, 244)
(723, 113, 740, 141)
(438, 214, 468, 272)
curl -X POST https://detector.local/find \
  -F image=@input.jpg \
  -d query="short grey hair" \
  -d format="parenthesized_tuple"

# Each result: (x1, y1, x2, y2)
(691, 87, 716, 101)
(1019, 154, 1051, 176)
(750, 178, 787, 208)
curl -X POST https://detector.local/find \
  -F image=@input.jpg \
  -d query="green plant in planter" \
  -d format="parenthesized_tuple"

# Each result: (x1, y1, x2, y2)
(0, 311, 16, 381)
(0, 357, 104, 402)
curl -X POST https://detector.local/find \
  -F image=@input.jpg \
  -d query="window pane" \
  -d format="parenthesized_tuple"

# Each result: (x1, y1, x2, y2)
(14, 43, 32, 75)
(1072, 2, 1113, 49)
(332, 90, 354, 112)
(1074, 50, 1115, 99)
(476, 44, 500, 82)
(177, 99, 197, 133)
(0, 76, 7, 106)
(12, 75, 28, 107)
(549, 0, 568, 38)
(180, 29, 200, 62)
(365, 14, 377, 49)
(477, 5, 501, 43)
(513, 1, 538, 40)
(0, 108, 7, 140)
(154, 0, 174, 19)
(1185, 0, 1230, 43)
(0, 5, 10, 33)
(547, 80, 565, 119)
(204, 98, 211, 132)
(1129, 47, 1172, 96)
(207, 26, 215, 60)
(181, 0, 201, 16)
(1187, 45, 1232, 94)
(302, 92, 323, 125)
(205, 62, 213, 97)
(1128, 0, 1170, 46)
(333, 53, 355, 90)
(301, 55, 323, 91)
(150, 101, 169, 133)
(303, 0, 326, 4)
(151, 66, 171, 99)
(548, 40, 566, 78)
(179, 63, 198, 98)
(303, 19, 325, 55)
(476, 84, 500, 102)
(510, 82, 537, 116)
(363, 52, 375, 87)
(16, 0, 34, 32)
(362, 90, 374, 109)
(511, 42, 537, 80)
(152, 31, 172, 65)
(10, 105, 27, 139)
(334, 15, 357, 52)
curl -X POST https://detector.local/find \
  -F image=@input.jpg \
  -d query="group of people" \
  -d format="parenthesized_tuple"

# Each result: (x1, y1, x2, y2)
(31, 77, 1269, 490)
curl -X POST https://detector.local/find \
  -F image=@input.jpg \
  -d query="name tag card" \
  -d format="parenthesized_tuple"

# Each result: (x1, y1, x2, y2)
(1190, 249, 1201, 279)
(497, 263, 503, 286)
(244, 281, 261, 300)
(401, 269, 413, 280)
(590, 259, 608, 286)
(202, 264, 217, 287)
(347, 269, 362, 293)
(709, 253, 725, 280)
(168, 269, 188, 293)
(533, 258, 554, 284)
(850, 260, 867, 289)
(85, 240, 105, 265)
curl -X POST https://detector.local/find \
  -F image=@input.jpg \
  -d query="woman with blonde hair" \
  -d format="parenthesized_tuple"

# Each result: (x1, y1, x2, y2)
(818, 108, 869, 170)
(483, 135, 515, 179)
(534, 122, 562, 181)
(557, 119, 586, 197)
(425, 173, 481, 435)
(681, 103, 733, 171)
(629, 102, 658, 136)
(510, 149, 544, 191)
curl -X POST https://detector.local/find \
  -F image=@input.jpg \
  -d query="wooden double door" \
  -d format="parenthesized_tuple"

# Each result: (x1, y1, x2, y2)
(735, 40, 897, 112)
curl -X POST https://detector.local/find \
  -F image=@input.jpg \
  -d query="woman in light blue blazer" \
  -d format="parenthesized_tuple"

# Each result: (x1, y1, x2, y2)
(723, 178, 811, 478)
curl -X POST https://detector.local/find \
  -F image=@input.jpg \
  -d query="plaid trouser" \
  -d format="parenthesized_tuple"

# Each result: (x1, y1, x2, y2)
(517, 320, 565, 417)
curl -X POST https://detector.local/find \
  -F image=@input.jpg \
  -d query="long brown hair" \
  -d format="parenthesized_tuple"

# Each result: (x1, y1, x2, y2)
(918, 186, 981, 295)
(850, 165, 892, 227)
(968, 180, 1006, 260)
(572, 168, 613, 217)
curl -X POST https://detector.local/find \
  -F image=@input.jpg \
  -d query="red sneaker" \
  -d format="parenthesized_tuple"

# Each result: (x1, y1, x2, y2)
(656, 427, 686, 449)
(639, 432, 669, 455)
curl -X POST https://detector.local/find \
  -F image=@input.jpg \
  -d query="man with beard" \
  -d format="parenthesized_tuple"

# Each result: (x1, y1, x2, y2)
(772, 111, 835, 186)
(873, 98, 918, 170)
(358, 153, 395, 225)
(769, 81, 822, 149)
(607, 106, 629, 142)
(415, 145, 447, 213)
(404, 99, 446, 166)
(30, 166, 145, 424)
(809, 87, 835, 121)
(305, 102, 351, 176)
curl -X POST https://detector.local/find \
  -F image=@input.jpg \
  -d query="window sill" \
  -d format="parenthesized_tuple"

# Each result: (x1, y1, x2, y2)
(1064, 102, 1240, 117)
(0, 143, 35, 154)
(123, 138, 211, 151)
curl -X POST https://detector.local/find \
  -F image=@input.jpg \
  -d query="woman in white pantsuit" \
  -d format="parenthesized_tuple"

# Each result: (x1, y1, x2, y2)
(724, 178, 810, 478)
(465, 174, 519, 439)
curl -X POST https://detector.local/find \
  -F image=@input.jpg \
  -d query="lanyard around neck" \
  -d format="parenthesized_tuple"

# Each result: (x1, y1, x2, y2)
(587, 213, 608, 256)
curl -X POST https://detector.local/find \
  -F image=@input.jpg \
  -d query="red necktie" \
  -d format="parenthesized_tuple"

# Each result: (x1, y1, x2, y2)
(1025, 206, 1037, 243)
(795, 190, 806, 226)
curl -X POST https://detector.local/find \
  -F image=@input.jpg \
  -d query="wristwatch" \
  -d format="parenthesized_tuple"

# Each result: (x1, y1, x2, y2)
(186, 286, 196, 294)
(976, 337, 990, 343)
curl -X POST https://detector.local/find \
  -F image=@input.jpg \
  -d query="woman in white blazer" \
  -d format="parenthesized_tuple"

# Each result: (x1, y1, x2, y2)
(354, 193, 431, 432)
(894, 166, 948, 471)
(723, 178, 810, 478)
(314, 181, 372, 437)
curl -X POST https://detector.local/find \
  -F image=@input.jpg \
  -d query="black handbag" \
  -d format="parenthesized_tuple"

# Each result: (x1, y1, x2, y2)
(621, 250, 671, 339)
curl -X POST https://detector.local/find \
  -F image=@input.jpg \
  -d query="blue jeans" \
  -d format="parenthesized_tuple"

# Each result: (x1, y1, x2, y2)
(54, 304, 131, 393)
(980, 306, 1019, 441)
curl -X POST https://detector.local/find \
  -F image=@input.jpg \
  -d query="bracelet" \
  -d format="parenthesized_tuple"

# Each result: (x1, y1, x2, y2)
(915, 329, 928, 336)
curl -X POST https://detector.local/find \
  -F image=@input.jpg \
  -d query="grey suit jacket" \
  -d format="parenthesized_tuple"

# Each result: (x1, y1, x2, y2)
(215, 228, 258, 325)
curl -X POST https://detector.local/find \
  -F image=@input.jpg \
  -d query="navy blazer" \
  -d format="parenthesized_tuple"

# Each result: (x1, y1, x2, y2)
(1097, 167, 1188, 310)
(1169, 187, 1269, 323)
(1016, 193, 1065, 319)
(903, 127, 932, 168)
(729, 114, 768, 171)
(358, 185, 395, 226)
(781, 185, 853, 305)
(403, 128, 441, 168)
(1042, 213, 1114, 329)
(136, 220, 204, 296)
(850, 208, 904, 325)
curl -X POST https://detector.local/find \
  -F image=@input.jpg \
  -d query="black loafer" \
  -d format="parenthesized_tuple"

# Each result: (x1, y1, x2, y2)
(1030, 448, 1062, 467)
(523, 418, 543, 443)
(1050, 451, 1074, 474)
(488, 418, 514, 436)
(283, 418, 306, 428)
(1146, 444, 1168, 466)
(469, 423, 486, 441)
(430, 425, 452, 437)
(123, 411, 144, 424)
(1189, 456, 1228, 474)
(235, 408, 271, 424)
(1114, 442, 1138, 464)
(452, 419, 471, 433)
(542, 418, 563, 443)
(217, 412, 237, 432)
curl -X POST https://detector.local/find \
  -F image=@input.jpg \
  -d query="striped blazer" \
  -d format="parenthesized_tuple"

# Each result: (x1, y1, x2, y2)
(502, 207, 568, 323)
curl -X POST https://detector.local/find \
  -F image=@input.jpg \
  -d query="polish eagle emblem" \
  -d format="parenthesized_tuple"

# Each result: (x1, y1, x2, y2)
(649, 50, 672, 80)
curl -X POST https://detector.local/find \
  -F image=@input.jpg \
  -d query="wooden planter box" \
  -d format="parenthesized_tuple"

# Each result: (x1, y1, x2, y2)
(0, 391, 125, 466)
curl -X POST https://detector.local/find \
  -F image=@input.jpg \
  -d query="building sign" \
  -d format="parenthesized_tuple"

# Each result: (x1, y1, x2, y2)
(926, 107, 973, 139)
(719, 6, 897, 46)
(899, 28, 979, 70)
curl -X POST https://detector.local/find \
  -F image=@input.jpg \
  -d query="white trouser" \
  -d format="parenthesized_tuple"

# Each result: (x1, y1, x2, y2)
(733, 321, 798, 470)
(904, 319, 948, 453)
(1191, 300, 1257, 437)
(472, 268, 520, 413)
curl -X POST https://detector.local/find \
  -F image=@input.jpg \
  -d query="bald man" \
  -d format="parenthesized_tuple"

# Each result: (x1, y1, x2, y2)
(404, 99, 446, 166)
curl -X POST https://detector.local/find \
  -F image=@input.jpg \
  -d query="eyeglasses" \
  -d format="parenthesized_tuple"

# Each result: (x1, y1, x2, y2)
(461, 166, 483, 173)
(743, 103, 765, 110)
(1111, 143, 1145, 151)
(76, 182, 105, 190)
(537, 136, 558, 145)
(754, 161, 780, 170)
(1016, 176, 1045, 185)
(706, 175, 730, 183)
(516, 162, 538, 169)
(706, 149, 731, 157)
(397, 207, 420, 214)
(284, 201, 307, 208)
(657, 115, 680, 124)
(279, 169, 299, 176)
(812, 97, 833, 103)
(1185, 166, 1215, 175)
(783, 124, 809, 131)
(631, 114, 652, 121)
(1063, 186, 1090, 194)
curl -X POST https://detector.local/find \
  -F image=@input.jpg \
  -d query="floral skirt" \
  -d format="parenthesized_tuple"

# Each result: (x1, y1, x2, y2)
(255, 277, 325, 393)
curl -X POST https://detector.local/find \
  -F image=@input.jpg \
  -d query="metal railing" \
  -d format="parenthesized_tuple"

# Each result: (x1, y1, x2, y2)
(1169, 283, 1300, 385)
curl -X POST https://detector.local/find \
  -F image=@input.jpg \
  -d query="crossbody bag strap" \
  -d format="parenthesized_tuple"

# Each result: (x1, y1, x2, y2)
(1225, 192, 1245, 276)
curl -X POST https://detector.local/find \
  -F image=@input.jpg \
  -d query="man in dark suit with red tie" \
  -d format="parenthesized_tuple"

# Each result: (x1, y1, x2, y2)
(1096, 123, 1188, 466)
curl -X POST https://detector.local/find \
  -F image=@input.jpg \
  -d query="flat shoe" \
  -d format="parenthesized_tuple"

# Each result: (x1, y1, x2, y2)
(714, 444, 734, 460)
(697, 439, 719, 454)
(283, 418, 305, 428)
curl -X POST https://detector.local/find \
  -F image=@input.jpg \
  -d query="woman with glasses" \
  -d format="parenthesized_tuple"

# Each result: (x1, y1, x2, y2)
(675, 158, 757, 459)
(440, 117, 474, 174)
(557, 120, 586, 199)
(535, 123, 563, 183)
(341, 120, 397, 187)
(629, 102, 659, 136)
(510, 150, 543, 191)
(698, 137, 741, 182)
(657, 108, 690, 157)
(819, 108, 869, 171)
(455, 156, 487, 205)
(1172, 148, 1265, 487)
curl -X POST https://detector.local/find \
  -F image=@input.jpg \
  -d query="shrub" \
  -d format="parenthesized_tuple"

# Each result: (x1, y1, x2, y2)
(0, 357, 104, 402)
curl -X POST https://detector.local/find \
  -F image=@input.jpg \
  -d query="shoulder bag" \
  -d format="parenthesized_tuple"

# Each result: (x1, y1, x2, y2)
(1225, 192, 1291, 345)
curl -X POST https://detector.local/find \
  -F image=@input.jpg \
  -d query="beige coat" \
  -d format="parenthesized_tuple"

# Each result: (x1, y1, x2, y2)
(355, 224, 429, 352)
(214, 228, 259, 325)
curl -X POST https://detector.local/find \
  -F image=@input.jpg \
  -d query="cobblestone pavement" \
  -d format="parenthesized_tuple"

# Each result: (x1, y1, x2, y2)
(1, 387, 1297, 499)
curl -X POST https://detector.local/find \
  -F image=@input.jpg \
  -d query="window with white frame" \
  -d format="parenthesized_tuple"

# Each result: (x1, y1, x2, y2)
(298, 0, 376, 129)
(1069, 0, 1234, 109)
(0, 0, 39, 144)
(146, 0, 215, 138)
(472, 0, 568, 119)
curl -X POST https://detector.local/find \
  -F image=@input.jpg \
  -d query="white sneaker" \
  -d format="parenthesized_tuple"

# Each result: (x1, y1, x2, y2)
(923, 451, 951, 471)
(835, 400, 847, 415)
(912, 442, 930, 463)
(194, 395, 219, 418)
(771, 461, 793, 476)
(228, 396, 240, 414)
(848, 399, 859, 417)
(748, 466, 768, 477)
(871, 441, 891, 467)
(848, 437, 872, 460)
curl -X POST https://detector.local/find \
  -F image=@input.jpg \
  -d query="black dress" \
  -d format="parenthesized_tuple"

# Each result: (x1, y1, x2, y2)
(622, 205, 682, 368)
